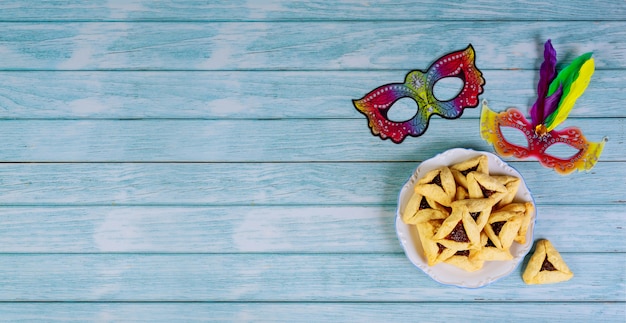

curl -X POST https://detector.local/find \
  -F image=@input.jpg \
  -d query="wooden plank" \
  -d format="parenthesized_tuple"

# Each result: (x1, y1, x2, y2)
(0, 302, 623, 322)
(0, 119, 619, 162)
(0, 162, 622, 206)
(0, 205, 622, 253)
(1, 0, 624, 21)
(0, 70, 623, 119)
(0, 253, 623, 301)
(1, 22, 625, 70)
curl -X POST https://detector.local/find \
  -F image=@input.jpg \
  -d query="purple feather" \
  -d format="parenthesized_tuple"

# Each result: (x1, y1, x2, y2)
(542, 84, 563, 122)
(530, 40, 558, 126)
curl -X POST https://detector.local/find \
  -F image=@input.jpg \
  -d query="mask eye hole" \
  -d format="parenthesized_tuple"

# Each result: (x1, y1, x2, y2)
(432, 77, 464, 102)
(544, 142, 581, 160)
(386, 97, 418, 122)
(500, 126, 529, 149)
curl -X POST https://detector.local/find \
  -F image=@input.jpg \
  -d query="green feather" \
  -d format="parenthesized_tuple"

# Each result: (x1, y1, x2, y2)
(544, 52, 593, 130)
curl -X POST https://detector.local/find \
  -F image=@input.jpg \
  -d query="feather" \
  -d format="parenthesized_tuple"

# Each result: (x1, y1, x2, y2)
(530, 40, 558, 126)
(544, 56, 594, 131)
(547, 52, 593, 97)
(542, 85, 562, 122)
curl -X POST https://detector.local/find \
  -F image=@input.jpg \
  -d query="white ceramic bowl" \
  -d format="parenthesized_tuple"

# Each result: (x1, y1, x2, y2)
(396, 148, 536, 288)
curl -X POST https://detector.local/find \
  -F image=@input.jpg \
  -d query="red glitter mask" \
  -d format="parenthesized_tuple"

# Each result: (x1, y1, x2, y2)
(480, 40, 606, 175)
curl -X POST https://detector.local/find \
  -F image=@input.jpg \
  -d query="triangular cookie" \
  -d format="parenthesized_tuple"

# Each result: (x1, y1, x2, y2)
(402, 191, 449, 224)
(483, 208, 523, 250)
(523, 239, 573, 284)
(444, 249, 484, 272)
(492, 175, 521, 208)
(514, 202, 534, 244)
(414, 167, 456, 207)
(433, 205, 481, 251)
(466, 171, 507, 204)
(450, 154, 489, 189)
(493, 202, 534, 244)
(415, 219, 457, 266)
(450, 198, 493, 233)
(470, 232, 513, 262)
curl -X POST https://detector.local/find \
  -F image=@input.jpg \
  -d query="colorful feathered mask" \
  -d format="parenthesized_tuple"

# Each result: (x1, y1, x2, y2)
(480, 40, 606, 175)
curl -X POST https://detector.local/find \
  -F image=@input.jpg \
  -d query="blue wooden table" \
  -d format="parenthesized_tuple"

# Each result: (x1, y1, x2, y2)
(0, 1, 625, 321)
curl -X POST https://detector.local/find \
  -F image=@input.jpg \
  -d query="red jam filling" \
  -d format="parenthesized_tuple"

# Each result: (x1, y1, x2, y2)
(446, 221, 470, 242)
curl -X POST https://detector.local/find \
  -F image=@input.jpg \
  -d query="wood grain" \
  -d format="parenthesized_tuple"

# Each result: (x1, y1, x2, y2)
(0, 162, 622, 206)
(1, 22, 625, 70)
(0, 70, 623, 119)
(0, 302, 623, 322)
(1, 0, 624, 319)
(1, 0, 625, 21)
(0, 119, 619, 162)
(0, 205, 622, 253)
(0, 253, 623, 301)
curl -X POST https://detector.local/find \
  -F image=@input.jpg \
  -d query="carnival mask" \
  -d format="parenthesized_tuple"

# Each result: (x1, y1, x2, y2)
(353, 45, 485, 143)
(480, 40, 606, 174)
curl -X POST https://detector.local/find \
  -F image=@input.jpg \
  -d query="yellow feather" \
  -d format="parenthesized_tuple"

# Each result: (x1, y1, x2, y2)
(545, 58, 595, 132)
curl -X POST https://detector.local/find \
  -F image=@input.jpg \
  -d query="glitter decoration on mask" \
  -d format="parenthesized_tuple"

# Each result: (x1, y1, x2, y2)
(480, 40, 607, 175)
(353, 45, 485, 143)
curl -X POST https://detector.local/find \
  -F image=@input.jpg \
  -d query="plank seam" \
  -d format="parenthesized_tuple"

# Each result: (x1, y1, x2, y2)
(0, 300, 624, 304)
